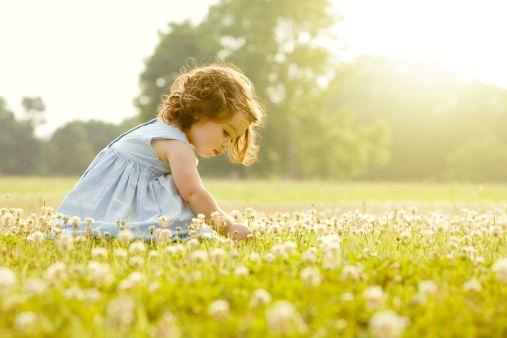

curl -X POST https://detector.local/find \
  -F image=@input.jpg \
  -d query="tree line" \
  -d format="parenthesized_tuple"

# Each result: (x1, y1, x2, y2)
(2, 0, 507, 181)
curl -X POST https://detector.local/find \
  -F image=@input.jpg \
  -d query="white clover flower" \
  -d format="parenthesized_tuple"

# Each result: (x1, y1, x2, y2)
(319, 234, 342, 253)
(165, 244, 186, 255)
(107, 296, 135, 331)
(363, 286, 385, 310)
(155, 229, 173, 244)
(24, 278, 48, 296)
(91, 247, 108, 259)
(271, 244, 287, 258)
(129, 241, 146, 255)
(118, 229, 134, 244)
(154, 311, 181, 338)
(369, 310, 409, 338)
(44, 262, 66, 285)
(64, 286, 85, 300)
(266, 301, 308, 335)
(234, 265, 250, 277)
(190, 250, 209, 263)
(186, 238, 201, 249)
(210, 248, 227, 265)
(27, 231, 45, 243)
(300, 266, 321, 288)
(250, 288, 271, 307)
(283, 241, 298, 255)
(84, 288, 102, 303)
(0, 267, 17, 292)
(208, 300, 229, 321)
(158, 216, 171, 228)
(264, 253, 275, 263)
(301, 248, 317, 263)
(341, 265, 364, 281)
(463, 279, 482, 293)
(70, 216, 81, 228)
(417, 280, 437, 297)
(119, 271, 146, 292)
(113, 248, 128, 260)
(14, 311, 39, 335)
(87, 261, 113, 288)
(129, 256, 145, 268)
(491, 257, 507, 283)
(56, 233, 74, 253)
(341, 292, 354, 302)
(249, 252, 261, 263)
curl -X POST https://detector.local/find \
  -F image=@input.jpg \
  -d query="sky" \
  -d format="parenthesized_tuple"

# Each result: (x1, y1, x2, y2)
(1, 0, 506, 139)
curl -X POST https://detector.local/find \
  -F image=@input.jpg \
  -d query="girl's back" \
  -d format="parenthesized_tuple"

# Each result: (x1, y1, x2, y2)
(56, 117, 216, 240)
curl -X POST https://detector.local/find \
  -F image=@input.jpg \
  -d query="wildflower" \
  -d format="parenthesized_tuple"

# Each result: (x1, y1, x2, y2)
(119, 271, 146, 292)
(14, 311, 39, 335)
(186, 238, 200, 249)
(249, 252, 261, 263)
(155, 229, 173, 244)
(250, 288, 271, 307)
(91, 247, 108, 259)
(491, 257, 507, 283)
(264, 253, 275, 263)
(129, 256, 145, 268)
(341, 292, 354, 302)
(27, 231, 45, 243)
(70, 216, 81, 229)
(234, 265, 250, 277)
(158, 216, 171, 228)
(301, 248, 317, 263)
(417, 280, 437, 297)
(154, 311, 181, 338)
(113, 248, 128, 260)
(190, 250, 209, 263)
(210, 248, 227, 265)
(369, 310, 409, 338)
(300, 266, 322, 288)
(266, 301, 308, 335)
(463, 279, 482, 293)
(64, 286, 85, 301)
(44, 262, 66, 285)
(208, 300, 229, 321)
(118, 229, 134, 244)
(341, 265, 365, 281)
(149, 250, 159, 259)
(129, 241, 146, 255)
(107, 296, 135, 331)
(88, 261, 113, 288)
(24, 278, 48, 296)
(363, 286, 385, 310)
(84, 288, 102, 303)
(56, 233, 74, 252)
(0, 267, 17, 292)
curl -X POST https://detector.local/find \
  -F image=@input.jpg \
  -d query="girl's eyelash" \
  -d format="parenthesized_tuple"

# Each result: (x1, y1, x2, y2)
(223, 129, 229, 137)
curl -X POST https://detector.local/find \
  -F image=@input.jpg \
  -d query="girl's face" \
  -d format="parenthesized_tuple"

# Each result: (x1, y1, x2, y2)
(186, 111, 250, 158)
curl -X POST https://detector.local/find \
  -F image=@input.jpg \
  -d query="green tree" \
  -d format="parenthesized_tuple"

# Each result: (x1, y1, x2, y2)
(0, 97, 42, 174)
(21, 96, 46, 129)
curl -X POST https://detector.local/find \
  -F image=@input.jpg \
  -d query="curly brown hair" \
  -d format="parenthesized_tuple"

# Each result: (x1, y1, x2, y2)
(156, 62, 265, 165)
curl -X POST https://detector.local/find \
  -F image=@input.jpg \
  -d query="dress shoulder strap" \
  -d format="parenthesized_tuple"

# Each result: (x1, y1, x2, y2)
(108, 118, 191, 173)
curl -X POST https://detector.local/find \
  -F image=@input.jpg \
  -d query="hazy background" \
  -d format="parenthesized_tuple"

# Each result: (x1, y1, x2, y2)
(1, 0, 507, 181)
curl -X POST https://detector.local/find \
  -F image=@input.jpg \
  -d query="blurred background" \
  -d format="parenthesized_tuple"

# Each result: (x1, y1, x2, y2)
(1, 0, 506, 182)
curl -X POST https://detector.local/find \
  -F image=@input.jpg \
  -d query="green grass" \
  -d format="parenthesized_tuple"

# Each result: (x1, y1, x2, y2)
(0, 177, 506, 337)
(1, 176, 507, 215)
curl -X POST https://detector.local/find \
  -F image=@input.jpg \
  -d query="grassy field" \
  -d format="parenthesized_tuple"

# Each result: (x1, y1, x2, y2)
(0, 176, 506, 337)
(1, 176, 507, 214)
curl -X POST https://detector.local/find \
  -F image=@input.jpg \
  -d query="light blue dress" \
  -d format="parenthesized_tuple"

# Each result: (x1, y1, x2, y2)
(56, 117, 219, 241)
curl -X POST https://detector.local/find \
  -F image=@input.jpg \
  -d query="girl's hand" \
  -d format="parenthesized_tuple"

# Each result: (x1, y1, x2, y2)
(225, 223, 252, 241)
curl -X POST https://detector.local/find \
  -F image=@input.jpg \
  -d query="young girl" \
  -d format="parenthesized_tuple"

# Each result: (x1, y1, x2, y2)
(56, 63, 264, 242)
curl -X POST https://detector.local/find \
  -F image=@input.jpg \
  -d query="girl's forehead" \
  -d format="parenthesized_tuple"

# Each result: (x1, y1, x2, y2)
(226, 112, 250, 137)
